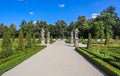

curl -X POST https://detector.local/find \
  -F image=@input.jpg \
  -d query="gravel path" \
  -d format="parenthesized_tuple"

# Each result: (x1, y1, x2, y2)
(2, 40, 105, 76)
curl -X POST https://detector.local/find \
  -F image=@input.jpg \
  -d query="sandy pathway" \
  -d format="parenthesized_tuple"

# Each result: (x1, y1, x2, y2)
(2, 40, 105, 76)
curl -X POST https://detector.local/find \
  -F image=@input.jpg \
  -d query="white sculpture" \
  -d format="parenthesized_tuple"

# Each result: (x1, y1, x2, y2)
(47, 32, 50, 44)
(41, 28, 45, 45)
(75, 28, 79, 47)
(71, 32, 73, 43)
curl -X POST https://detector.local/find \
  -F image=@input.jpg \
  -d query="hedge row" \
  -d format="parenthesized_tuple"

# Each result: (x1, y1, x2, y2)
(76, 47, 120, 76)
(81, 47, 120, 70)
(0, 45, 46, 75)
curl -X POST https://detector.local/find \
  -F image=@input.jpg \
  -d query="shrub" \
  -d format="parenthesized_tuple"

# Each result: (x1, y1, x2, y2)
(76, 47, 120, 76)
(1, 30, 13, 58)
(0, 45, 46, 75)
(87, 33, 91, 49)
(18, 30, 24, 51)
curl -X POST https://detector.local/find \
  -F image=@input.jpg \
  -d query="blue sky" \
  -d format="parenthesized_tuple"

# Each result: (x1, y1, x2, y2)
(0, 0, 120, 29)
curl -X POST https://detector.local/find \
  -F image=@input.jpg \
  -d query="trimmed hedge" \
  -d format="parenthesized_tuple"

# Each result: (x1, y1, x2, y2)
(76, 48, 120, 76)
(81, 47, 120, 69)
(0, 46, 46, 75)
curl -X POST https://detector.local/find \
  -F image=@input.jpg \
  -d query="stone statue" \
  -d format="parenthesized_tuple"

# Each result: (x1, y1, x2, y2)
(41, 28, 45, 45)
(41, 28, 45, 39)
(75, 28, 79, 47)
(71, 31, 73, 43)
(47, 32, 50, 44)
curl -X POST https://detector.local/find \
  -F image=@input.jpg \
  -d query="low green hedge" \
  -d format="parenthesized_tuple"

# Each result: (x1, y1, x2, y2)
(0, 46, 46, 75)
(81, 47, 120, 69)
(65, 38, 71, 43)
(76, 48, 120, 76)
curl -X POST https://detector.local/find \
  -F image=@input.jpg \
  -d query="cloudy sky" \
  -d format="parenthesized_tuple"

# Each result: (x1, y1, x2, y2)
(0, 0, 120, 28)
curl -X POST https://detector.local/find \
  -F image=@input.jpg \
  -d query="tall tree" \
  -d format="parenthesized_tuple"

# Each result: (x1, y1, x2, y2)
(93, 21, 104, 40)
(9, 23, 16, 42)
(18, 30, 24, 51)
(55, 20, 67, 39)
(20, 20, 27, 38)
(76, 16, 89, 38)
(1, 26, 13, 58)
(99, 6, 118, 45)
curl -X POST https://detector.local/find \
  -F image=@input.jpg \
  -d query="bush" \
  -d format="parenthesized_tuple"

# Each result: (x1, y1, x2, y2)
(0, 45, 46, 75)
(65, 38, 71, 43)
(76, 47, 120, 76)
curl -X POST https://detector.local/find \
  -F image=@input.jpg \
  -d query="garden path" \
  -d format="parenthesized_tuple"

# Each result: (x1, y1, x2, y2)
(2, 40, 105, 76)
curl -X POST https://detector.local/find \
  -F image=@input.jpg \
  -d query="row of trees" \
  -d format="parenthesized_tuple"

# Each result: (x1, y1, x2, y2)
(0, 6, 120, 43)
(0, 6, 120, 58)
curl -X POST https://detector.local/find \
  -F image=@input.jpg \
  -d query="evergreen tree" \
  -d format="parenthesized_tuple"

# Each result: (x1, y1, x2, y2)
(87, 33, 91, 49)
(33, 33, 36, 46)
(18, 30, 24, 51)
(26, 31, 32, 48)
(1, 27, 13, 58)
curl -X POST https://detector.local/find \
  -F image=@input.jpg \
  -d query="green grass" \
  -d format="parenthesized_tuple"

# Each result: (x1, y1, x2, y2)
(65, 38, 71, 43)
(0, 45, 46, 75)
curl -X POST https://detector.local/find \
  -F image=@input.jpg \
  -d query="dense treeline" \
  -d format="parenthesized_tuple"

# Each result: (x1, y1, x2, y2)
(0, 6, 120, 40)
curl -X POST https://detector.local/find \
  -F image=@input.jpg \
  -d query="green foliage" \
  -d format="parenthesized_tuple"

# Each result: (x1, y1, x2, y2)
(9, 24, 16, 42)
(76, 16, 89, 38)
(93, 21, 104, 40)
(87, 33, 91, 49)
(55, 20, 67, 39)
(65, 38, 71, 43)
(33, 33, 36, 46)
(0, 45, 46, 75)
(76, 47, 120, 76)
(105, 33, 110, 45)
(50, 36, 55, 44)
(26, 31, 32, 48)
(1, 29, 13, 58)
(18, 30, 24, 51)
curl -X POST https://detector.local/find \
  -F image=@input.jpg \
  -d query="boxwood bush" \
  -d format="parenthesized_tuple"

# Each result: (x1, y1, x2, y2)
(76, 47, 120, 76)
(0, 45, 46, 75)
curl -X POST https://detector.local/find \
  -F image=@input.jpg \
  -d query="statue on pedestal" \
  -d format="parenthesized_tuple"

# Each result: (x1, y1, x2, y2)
(47, 32, 50, 44)
(71, 32, 73, 43)
(75, 28, 79, 47)
(41, 28, 45, 45)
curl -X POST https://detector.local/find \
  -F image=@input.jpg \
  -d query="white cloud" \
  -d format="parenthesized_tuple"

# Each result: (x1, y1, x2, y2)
(29, 11, 34, 15)
(33, 21, 37, 24)
(92, 13, 99, 18)
(59, 4, 65, 8)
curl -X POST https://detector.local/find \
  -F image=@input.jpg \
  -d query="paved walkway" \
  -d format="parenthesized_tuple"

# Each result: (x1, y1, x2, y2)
(2, 40, 105, 76)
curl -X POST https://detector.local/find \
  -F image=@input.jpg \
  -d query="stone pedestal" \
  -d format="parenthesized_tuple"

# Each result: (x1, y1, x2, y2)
(71, 32, 73, 43)
(41, 28, 45, 45)
(47, 38, 50, 44)
(47, 32, 50, 44)
(41, 38, 45, 45)
(75, 38, 79, 47)
(75, 28, 79, 47)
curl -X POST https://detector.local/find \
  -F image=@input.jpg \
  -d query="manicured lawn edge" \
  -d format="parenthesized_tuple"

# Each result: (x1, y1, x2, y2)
(76, 47, 120, 76)
(0, 46, 46, 75)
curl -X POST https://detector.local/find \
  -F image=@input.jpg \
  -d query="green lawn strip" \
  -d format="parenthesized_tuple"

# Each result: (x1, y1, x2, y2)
(76, 47, 120, 76)
(0, 46, 46, 75)
(0, 52, 24, 64)
(50, 40, 56, 44)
